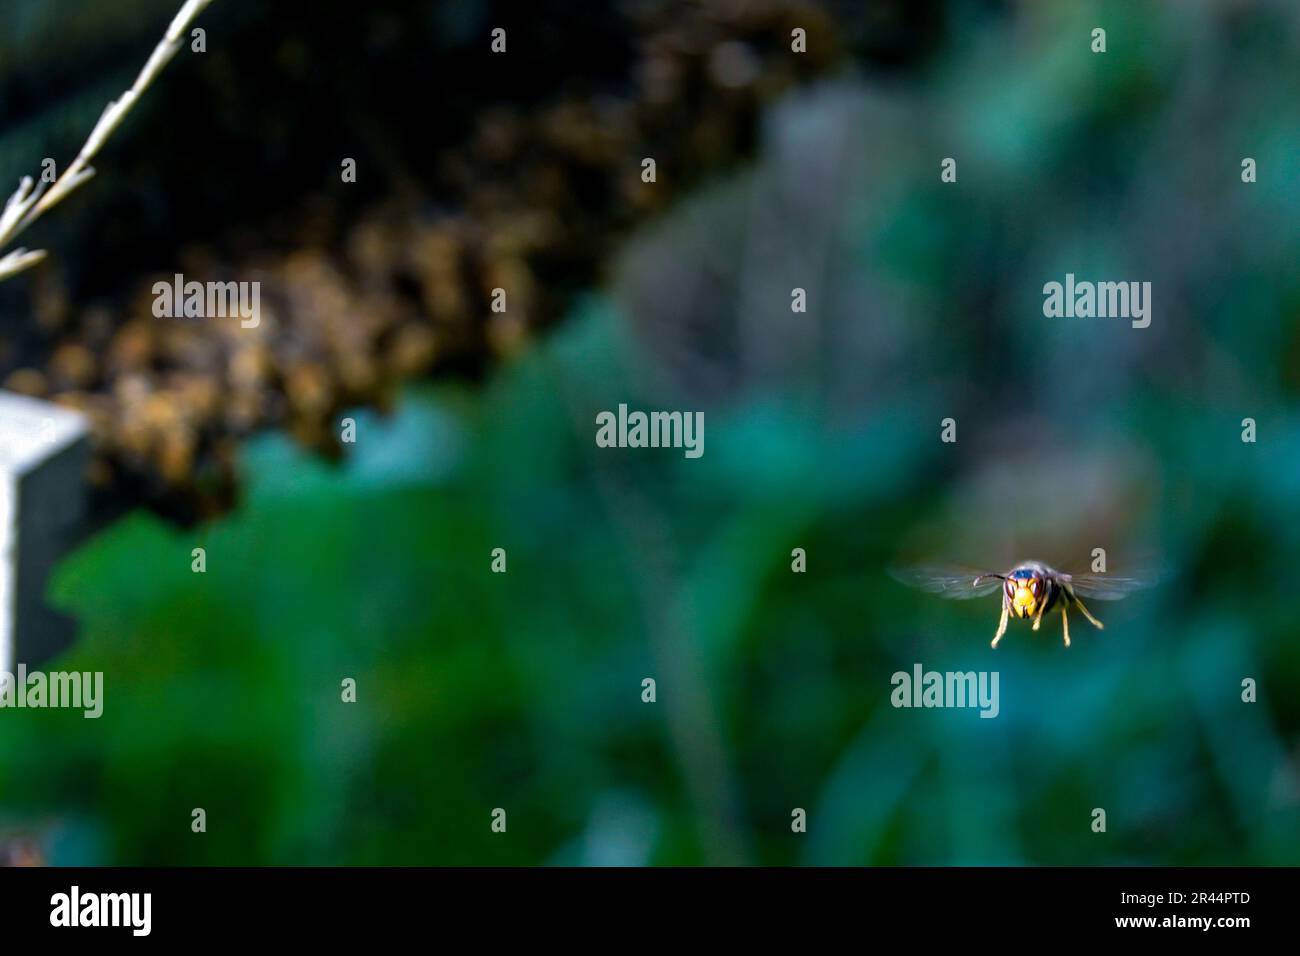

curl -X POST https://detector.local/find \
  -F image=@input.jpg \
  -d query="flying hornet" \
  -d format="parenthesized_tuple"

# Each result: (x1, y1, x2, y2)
(891, 561, 1152, 648)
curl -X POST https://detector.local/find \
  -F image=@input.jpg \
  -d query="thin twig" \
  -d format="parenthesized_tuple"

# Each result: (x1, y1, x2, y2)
(0, 0, 216, 282)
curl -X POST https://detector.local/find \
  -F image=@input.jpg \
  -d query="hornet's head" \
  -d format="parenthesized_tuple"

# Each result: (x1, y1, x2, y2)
(1005, 568, 1043, 619)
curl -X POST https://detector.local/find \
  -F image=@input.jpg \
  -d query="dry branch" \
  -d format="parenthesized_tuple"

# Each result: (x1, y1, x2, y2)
(0, 0, 215, 281)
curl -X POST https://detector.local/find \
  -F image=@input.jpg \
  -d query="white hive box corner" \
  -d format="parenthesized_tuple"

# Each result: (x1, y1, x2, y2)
(0, 390, 92, 676)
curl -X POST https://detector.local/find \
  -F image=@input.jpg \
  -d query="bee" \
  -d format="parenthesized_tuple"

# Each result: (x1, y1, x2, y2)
(891, 561, 1152, 648)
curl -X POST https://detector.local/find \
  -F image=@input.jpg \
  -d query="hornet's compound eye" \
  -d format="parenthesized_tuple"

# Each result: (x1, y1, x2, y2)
(1029, 579, 1038, 594)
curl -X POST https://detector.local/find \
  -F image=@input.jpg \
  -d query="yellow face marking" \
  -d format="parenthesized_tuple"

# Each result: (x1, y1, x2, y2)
(1012, 583, 1037, 618)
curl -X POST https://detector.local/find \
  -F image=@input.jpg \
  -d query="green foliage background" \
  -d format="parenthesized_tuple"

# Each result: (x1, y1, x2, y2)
(1, 0, 1298, 865)
(1, 285, 1296, 865)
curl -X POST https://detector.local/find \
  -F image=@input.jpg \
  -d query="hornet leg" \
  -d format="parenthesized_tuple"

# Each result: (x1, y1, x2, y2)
(1073, 595, 1105, 630)
(1032, 600, 1046, 632)
(991, 604, 1009, 648)
(1061, 605, 1071, 647)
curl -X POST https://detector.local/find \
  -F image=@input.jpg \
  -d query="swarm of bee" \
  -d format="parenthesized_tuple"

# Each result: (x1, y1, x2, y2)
(893, 561, 1154, 648)
(0, 0, 845, 519)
